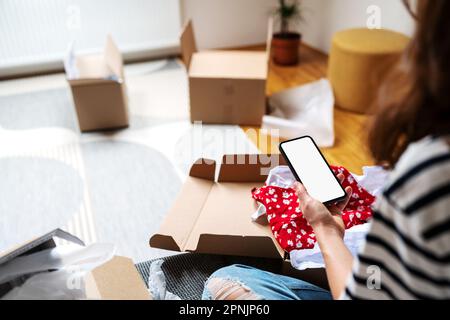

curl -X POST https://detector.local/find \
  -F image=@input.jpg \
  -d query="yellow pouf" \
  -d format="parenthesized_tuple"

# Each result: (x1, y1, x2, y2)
(328, 28, 410, 113)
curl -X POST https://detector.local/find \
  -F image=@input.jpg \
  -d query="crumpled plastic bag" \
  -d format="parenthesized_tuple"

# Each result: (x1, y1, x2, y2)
(148, 260, 180, 300)
(263, 78, 335, 147)
(0, 243, 115, 300)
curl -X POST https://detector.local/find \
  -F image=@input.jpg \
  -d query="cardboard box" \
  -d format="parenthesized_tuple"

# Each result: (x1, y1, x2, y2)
(150, 154, 329, 287)
(150, 154, 287, 259)
(0, 229, 151, 300)
(181, 20, 272, 126)
(65, 36, 129, 132)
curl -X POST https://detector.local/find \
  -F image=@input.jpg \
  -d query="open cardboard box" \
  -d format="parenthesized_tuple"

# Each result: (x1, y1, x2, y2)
(0, 229, 150, 300)
(150, 154, 328, 287)
(180, 20, 272, 126)
(65, 36, 129, 132)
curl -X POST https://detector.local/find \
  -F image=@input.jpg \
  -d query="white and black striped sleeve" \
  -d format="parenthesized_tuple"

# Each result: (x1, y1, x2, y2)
(341, 137, 450, 300)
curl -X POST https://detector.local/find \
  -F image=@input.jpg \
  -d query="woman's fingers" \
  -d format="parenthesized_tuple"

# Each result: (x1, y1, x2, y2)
(293, 181, 309, 200)
(293, 182, 313, 210)
(294, 179, 351, 213)
(337, 173, 345, 184)
(336, 186, 353, 212)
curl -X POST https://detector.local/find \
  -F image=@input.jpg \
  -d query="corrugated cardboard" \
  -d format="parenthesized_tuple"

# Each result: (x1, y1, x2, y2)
(0, 229, 150, 300)
(66, 36, 129, 132)
(150, 154, 329, 286)
(181, 20, 272, 126)
(87, 256, 150, 300)
(150, 154, 289, 259)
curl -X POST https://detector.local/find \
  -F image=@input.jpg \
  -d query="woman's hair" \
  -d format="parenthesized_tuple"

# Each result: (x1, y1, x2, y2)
(368, 0, 450, 168)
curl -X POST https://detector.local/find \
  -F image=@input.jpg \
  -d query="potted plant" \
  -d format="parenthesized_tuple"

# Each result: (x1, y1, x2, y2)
(272, 0, 303, 66)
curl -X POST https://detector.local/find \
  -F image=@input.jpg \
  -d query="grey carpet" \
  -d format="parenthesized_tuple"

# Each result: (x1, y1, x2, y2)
(0, 59, 187, 261)
(0, 88, 78, 131)
(81, 140, 183, 262)
(0, 58, 182, 132)
(0, 157, 84, 248)
(0, 86, 172, 132)
(136, 253, 284, 300)
(0, 59, 259, 263)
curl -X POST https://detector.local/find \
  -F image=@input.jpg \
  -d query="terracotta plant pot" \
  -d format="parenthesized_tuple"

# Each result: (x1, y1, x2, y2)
(271, 32, 301, 66)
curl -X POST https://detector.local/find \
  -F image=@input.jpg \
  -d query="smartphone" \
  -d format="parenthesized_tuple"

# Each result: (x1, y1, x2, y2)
(279, 136, 346, 205)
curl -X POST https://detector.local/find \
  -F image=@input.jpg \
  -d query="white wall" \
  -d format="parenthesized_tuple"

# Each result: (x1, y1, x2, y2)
(0, 0, 181, 77)
(181, 0, 415, 53)
(181, 0, 276, 49)
(300, 0, 415, 52)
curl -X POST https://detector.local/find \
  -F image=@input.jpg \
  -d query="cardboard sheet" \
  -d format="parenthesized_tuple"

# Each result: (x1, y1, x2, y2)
(150, 154, 289, 259)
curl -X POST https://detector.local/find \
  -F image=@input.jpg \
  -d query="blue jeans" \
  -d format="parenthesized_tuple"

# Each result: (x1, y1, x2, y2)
(202, 264, 332, 300)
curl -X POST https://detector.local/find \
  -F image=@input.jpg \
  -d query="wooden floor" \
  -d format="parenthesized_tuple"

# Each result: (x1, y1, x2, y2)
(241, 44, 374, 175)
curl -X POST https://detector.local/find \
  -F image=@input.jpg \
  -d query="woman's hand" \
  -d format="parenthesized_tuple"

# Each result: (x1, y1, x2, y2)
(293, 174, 352, 239)
(294, 175, 355, 299)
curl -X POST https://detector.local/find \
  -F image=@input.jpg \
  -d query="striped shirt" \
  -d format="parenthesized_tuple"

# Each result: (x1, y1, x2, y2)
(342, 136, 450, 300)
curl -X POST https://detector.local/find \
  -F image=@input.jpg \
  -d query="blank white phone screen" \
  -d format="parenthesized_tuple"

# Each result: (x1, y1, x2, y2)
(281, 137, 345, 203)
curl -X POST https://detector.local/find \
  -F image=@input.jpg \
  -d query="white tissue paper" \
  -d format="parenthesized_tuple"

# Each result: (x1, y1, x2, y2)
(63, 41, 79, 80)
(290, 224, 371, 270)
(352, 166, 390, 197)
(148, 260, 181, 300)
(0, 243, 115, 300)
(263, 78, 335, 147)
(252, 165, 390, 270)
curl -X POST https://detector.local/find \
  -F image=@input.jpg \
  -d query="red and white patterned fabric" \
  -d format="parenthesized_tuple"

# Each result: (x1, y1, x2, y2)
(251, 165, 375, 252)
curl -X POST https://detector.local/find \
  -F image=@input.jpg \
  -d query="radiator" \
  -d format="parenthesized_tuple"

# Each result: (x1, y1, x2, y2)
(0, 0, 181, 77)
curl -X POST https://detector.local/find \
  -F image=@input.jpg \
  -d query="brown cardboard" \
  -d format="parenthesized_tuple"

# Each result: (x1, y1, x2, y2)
(0, 229, 151, 300)
(180, 20, 272, 126)
(180, 20, 197, 68)
(66, 36, 129, 132)
(87, 256, 150, 300)
(150, 154, 290, 259)
(150, 155, 330, 285)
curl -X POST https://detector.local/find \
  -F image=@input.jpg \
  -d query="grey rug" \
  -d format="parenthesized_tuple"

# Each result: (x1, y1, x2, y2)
(0, 88, 78, 131)
(0, 59, 259, 263)
(136, 253, 284, 300)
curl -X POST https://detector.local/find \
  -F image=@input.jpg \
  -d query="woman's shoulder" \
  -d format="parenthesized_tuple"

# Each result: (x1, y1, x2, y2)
(394, 136, 450, 174)
(346, 136, 450, 301)
(383, 135, 450, 214)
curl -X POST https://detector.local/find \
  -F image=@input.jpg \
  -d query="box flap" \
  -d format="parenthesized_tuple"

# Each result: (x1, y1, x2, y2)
(75, 54, 111, 79)
(189, 158, 216, 180)
(150, 176, 214, 251)
(64, 36, 123, 82)
(89, 256, 150, 300)
(150, 154, 288, 259)
(218, 154, 285, 182)
(266, 17, 274, 56)
(189, 50, 268, 80)
(195, 234, 282, 258)
(180, 20, 197, 69)
(0, 229, 84, 265)
(183, 182, 285, 258)
(103, 35, 124, 78)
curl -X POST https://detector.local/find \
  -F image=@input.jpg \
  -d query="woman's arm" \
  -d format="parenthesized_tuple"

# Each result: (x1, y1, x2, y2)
(314, 222, 354, 299)
(293, 175, 354, 299)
